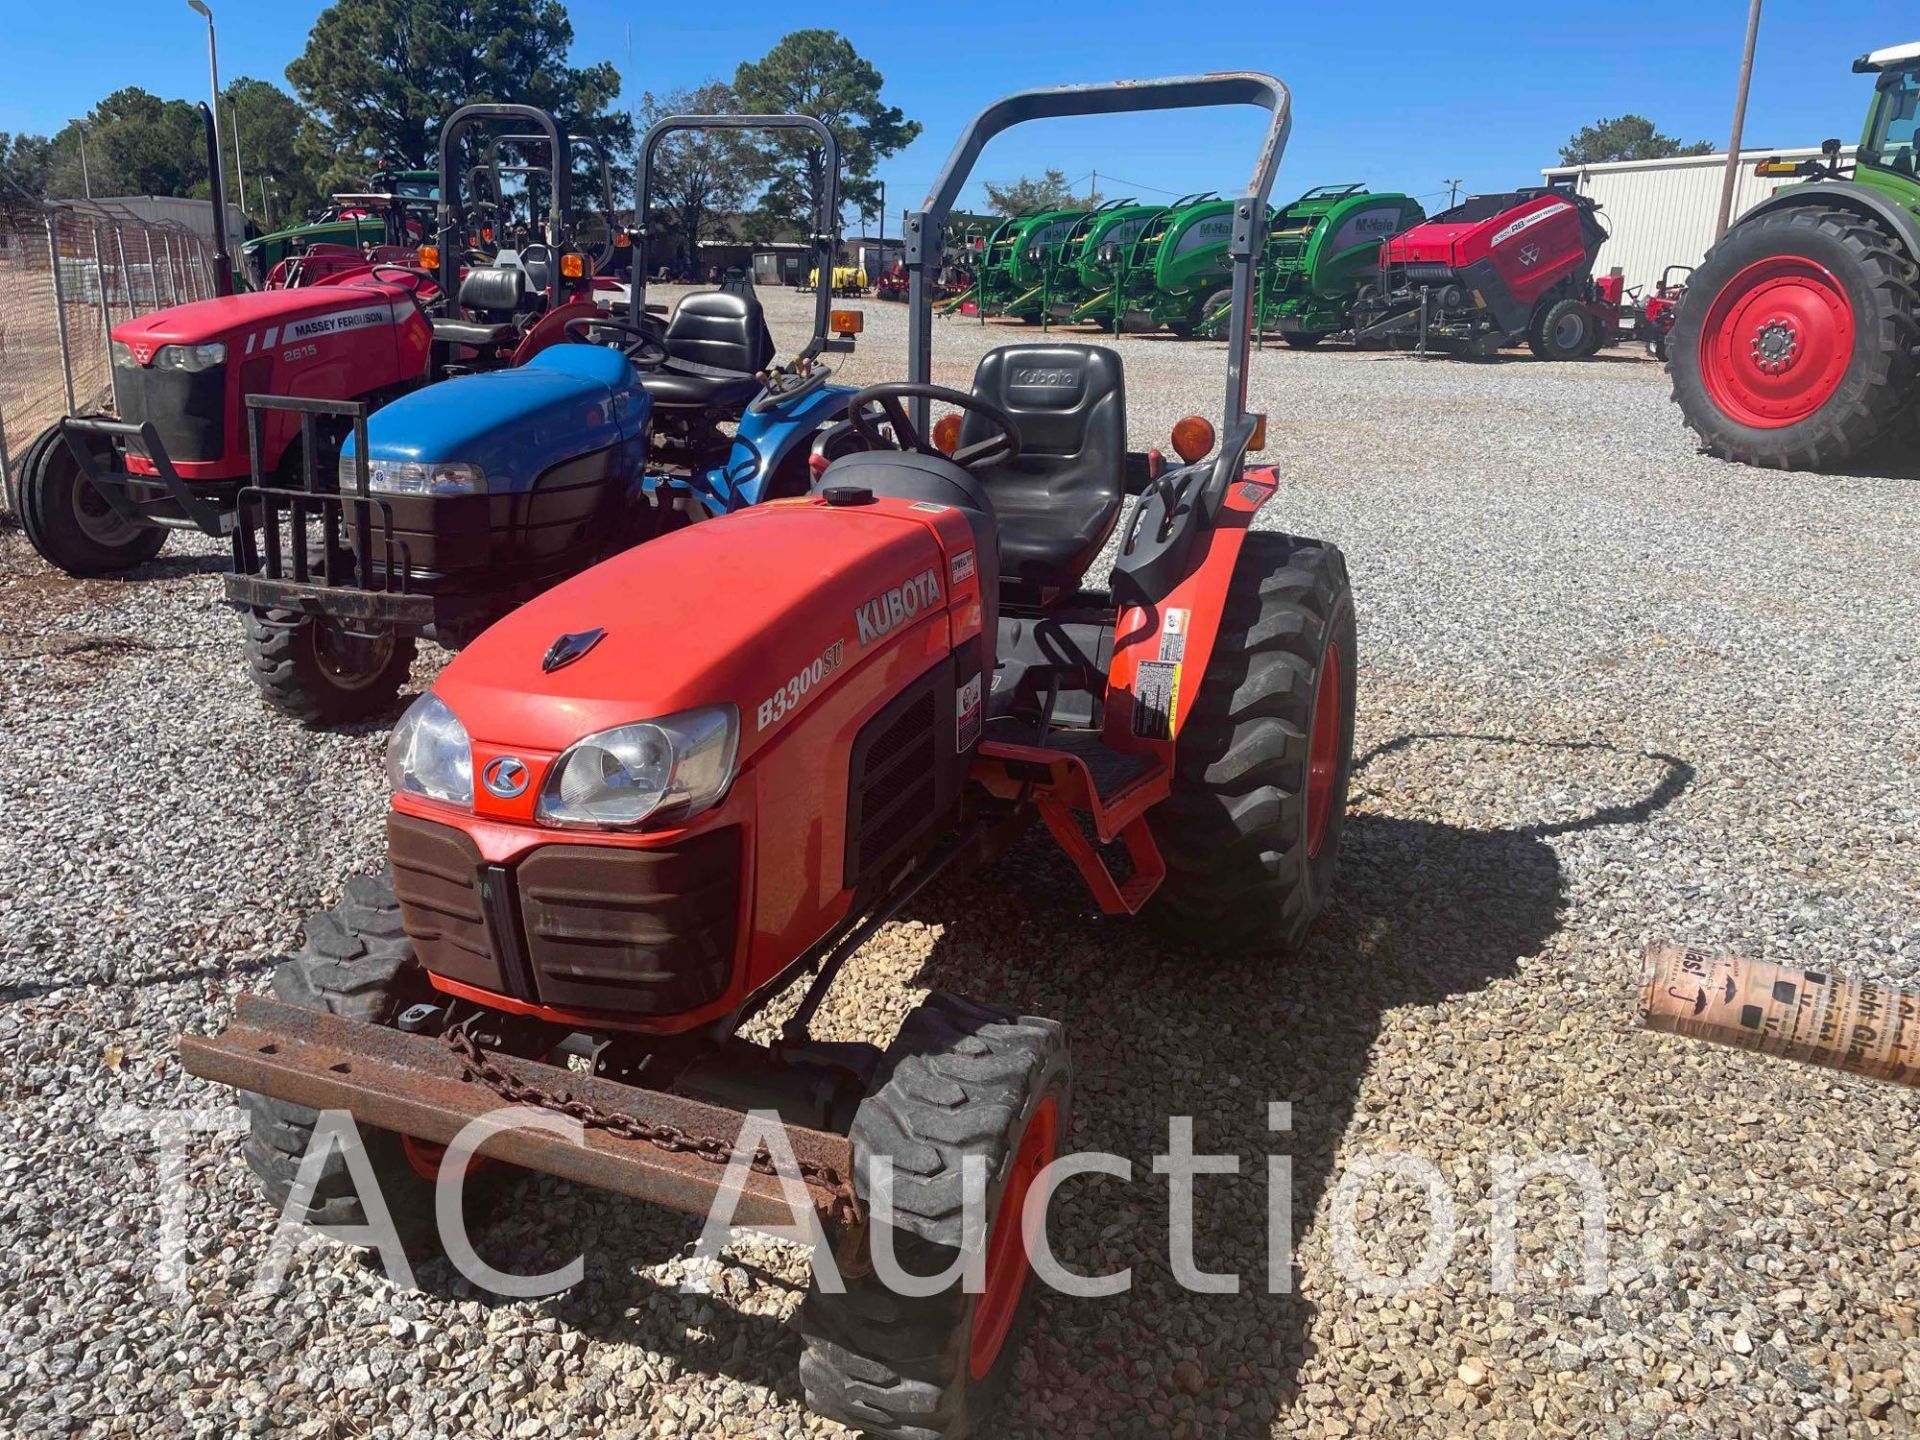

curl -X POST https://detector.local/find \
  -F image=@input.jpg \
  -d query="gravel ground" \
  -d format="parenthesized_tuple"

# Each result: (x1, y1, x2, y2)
(1, 284, 1916, 1440)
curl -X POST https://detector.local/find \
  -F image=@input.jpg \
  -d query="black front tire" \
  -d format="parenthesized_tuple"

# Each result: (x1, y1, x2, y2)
(1669, 205, 1920, 470)
(1146, 532, 1357, 954)
(1527, 297, 1596, 361)
(242, 876, 499, 1256)
(16, 421, 167, 576)
(796, 993, 1070, 1439)
(244, 609, 416, 726)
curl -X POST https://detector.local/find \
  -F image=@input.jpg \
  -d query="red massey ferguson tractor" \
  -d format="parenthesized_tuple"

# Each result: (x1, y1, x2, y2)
(13, 104, 610, 579)
(180, 74, 1358, 1438)
(1351, 186, 1624, 358)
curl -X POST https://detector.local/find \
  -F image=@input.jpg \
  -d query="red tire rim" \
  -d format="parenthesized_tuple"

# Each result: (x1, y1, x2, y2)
(968, 1094, 1060, 1380)
(401, 1134, 451, 1180)
(1305, 641, 1343, 859)
(1698, 256, 1855, 429)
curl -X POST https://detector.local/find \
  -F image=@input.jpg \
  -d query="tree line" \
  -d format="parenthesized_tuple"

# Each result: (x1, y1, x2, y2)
(0, 0, 917, 266)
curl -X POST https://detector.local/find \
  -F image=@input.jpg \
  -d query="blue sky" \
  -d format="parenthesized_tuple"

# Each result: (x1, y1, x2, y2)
(4, 2, 1916, 218)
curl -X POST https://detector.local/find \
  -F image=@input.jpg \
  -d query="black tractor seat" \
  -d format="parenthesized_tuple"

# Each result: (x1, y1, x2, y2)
(431, 264, 529, 348)
(640, 289, 778, 411)
(955, 344, 1127, 594)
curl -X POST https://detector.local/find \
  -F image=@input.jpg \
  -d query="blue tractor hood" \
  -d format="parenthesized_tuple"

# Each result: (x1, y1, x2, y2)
(344, 345, 649, 493)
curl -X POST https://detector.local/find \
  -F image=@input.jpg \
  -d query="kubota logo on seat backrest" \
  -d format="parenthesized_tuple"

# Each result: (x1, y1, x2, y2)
(855, 568, 942, 646)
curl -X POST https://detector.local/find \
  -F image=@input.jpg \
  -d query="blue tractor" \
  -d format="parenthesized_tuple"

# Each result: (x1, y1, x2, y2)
(225, 114, 865, 724)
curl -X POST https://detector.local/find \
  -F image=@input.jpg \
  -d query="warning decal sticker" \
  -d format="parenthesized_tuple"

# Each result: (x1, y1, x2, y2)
(956, 673, 983, 750)
(1133, 660, 1181, 740)
(1157, 608, 1189, 663)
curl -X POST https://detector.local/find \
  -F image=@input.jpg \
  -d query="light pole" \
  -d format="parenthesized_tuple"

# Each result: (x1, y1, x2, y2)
(1715, 0, 1765, 238)
(229, 96, 246, 217)
(186, 0, 224, 213)
(70, 119, 91, 199)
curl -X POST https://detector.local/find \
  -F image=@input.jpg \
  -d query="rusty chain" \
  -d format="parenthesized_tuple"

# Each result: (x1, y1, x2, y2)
(438, 1026, 860, 1228)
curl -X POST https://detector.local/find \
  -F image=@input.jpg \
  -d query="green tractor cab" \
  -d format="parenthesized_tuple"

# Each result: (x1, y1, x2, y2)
(1198, 184, 1425, 346)
(1669, 42, 1920, 469)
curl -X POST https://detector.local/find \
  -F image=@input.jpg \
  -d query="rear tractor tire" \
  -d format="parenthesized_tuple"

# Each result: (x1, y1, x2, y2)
(1527, 297, 1597, 361)
(244, 608, 417, 727)
(1146, 531, 1357, 955)
(1669, 204, 1920, 470)
(15, 420, 167, 576)
(796, 992, 1070, 1439)
(242, 875, 503, 1259)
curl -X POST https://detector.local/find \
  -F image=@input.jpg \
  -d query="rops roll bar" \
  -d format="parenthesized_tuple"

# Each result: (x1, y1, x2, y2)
(435, 104, 570, 304)
(636, 114, 842, 360)
(485, 132, 622, 273)
(903, 73, 1291, 433)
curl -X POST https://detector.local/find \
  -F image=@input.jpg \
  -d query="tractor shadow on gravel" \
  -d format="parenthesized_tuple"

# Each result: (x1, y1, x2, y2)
(895, 731, 1692, 1439)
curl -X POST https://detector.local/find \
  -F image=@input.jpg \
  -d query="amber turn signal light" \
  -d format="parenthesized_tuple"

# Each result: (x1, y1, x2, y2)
(614, 230, 631, 248)
(1170, 415, 1216, 464)
(931, 413, 963, 454)
(560, 252, 585, 279)
(830, 309, 864, 335)
(417, 244, 441, 270)
(1247, 412, 1268, 452)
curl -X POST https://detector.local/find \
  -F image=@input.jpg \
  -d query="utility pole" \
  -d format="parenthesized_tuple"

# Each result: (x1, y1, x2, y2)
(71, 120, 92, 199)
(1715, 0, 1765, 238)
(1090, 169, 1097, 203)
(1444, 177, 1462, 206)
(229, 97, 246, 217)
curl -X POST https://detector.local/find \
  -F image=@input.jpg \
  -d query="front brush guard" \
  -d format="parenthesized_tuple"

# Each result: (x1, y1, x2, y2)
(181, 995, 864, 1244)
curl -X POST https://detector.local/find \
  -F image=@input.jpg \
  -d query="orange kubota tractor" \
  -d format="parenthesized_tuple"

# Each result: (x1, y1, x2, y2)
(181, 73, 1356, 1439)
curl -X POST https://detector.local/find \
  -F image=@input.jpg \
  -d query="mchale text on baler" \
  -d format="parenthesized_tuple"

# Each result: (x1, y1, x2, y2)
(14, 104, 611, 582)
(1350, 185, 1626, 358)
(222, 114, 864, 726)
(1668, 42, 1920, 470)
(180, 74, 1359, 1439)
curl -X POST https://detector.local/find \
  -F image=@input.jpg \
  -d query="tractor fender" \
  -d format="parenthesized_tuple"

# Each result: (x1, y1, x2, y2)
(723, 383, 859, 507)
(1734, 180, 1920, 260)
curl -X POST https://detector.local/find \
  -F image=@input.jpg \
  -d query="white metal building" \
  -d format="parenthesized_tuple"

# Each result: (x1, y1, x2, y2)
(1540, 148, 1822, 293)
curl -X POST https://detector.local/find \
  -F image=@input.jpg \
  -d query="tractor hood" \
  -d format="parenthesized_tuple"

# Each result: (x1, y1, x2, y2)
(343, 346, 646, 487)
(110, 282, 416, 361)
(433, 497, 952, 762)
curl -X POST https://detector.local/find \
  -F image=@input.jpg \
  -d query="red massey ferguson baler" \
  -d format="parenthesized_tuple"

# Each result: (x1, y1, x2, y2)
(1350, 187, 1622, 358)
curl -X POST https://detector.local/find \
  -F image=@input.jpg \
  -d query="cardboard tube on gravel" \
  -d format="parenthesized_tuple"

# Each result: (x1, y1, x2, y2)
(1639, 940, 1920, 1089)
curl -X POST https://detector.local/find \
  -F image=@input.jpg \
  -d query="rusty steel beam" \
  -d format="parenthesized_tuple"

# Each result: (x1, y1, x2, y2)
(179, 995, 859, 1232)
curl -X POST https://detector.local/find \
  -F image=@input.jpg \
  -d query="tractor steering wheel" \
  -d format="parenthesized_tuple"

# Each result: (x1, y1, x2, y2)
(846, 382, 1021, 472)
(369, 262, 439, 294)
(564, 314, 669, 369)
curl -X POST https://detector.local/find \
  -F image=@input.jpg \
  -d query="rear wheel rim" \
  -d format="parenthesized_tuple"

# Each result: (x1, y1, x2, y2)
(1699, 256, 1855, 428)
(1306, 641, 1343, 859)
(968, 1094, 1060, 1381)
(1552, 310, 1587, 351)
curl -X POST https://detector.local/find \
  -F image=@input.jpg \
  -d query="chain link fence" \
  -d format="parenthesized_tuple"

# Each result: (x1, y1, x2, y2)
(0, 199, 216, 512)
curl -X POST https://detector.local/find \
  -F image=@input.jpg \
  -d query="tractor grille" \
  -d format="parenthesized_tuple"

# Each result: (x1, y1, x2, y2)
(518, 831, 739, 1013)
(386, 812, 741, 1016)
(844, 674, 946, 890)
(111, 361, 226, 463)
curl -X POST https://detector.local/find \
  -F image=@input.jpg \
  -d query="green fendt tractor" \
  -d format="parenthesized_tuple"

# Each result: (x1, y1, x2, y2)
(1198, 184, 1425, 346)
(1076, 193, 1238, 334)
(1670, 42, 1920, 469)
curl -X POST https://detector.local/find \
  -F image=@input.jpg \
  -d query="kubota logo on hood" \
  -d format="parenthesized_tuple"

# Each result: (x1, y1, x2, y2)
(855, 568, 942, 646)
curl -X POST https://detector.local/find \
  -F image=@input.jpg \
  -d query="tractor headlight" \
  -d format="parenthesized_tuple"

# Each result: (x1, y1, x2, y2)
(150, 342, 226, 372)
(110, 340, 138, 369)
(386, 692, 473, 806)
(537, 705, 738, 830)
(344, 455, 488, 496)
